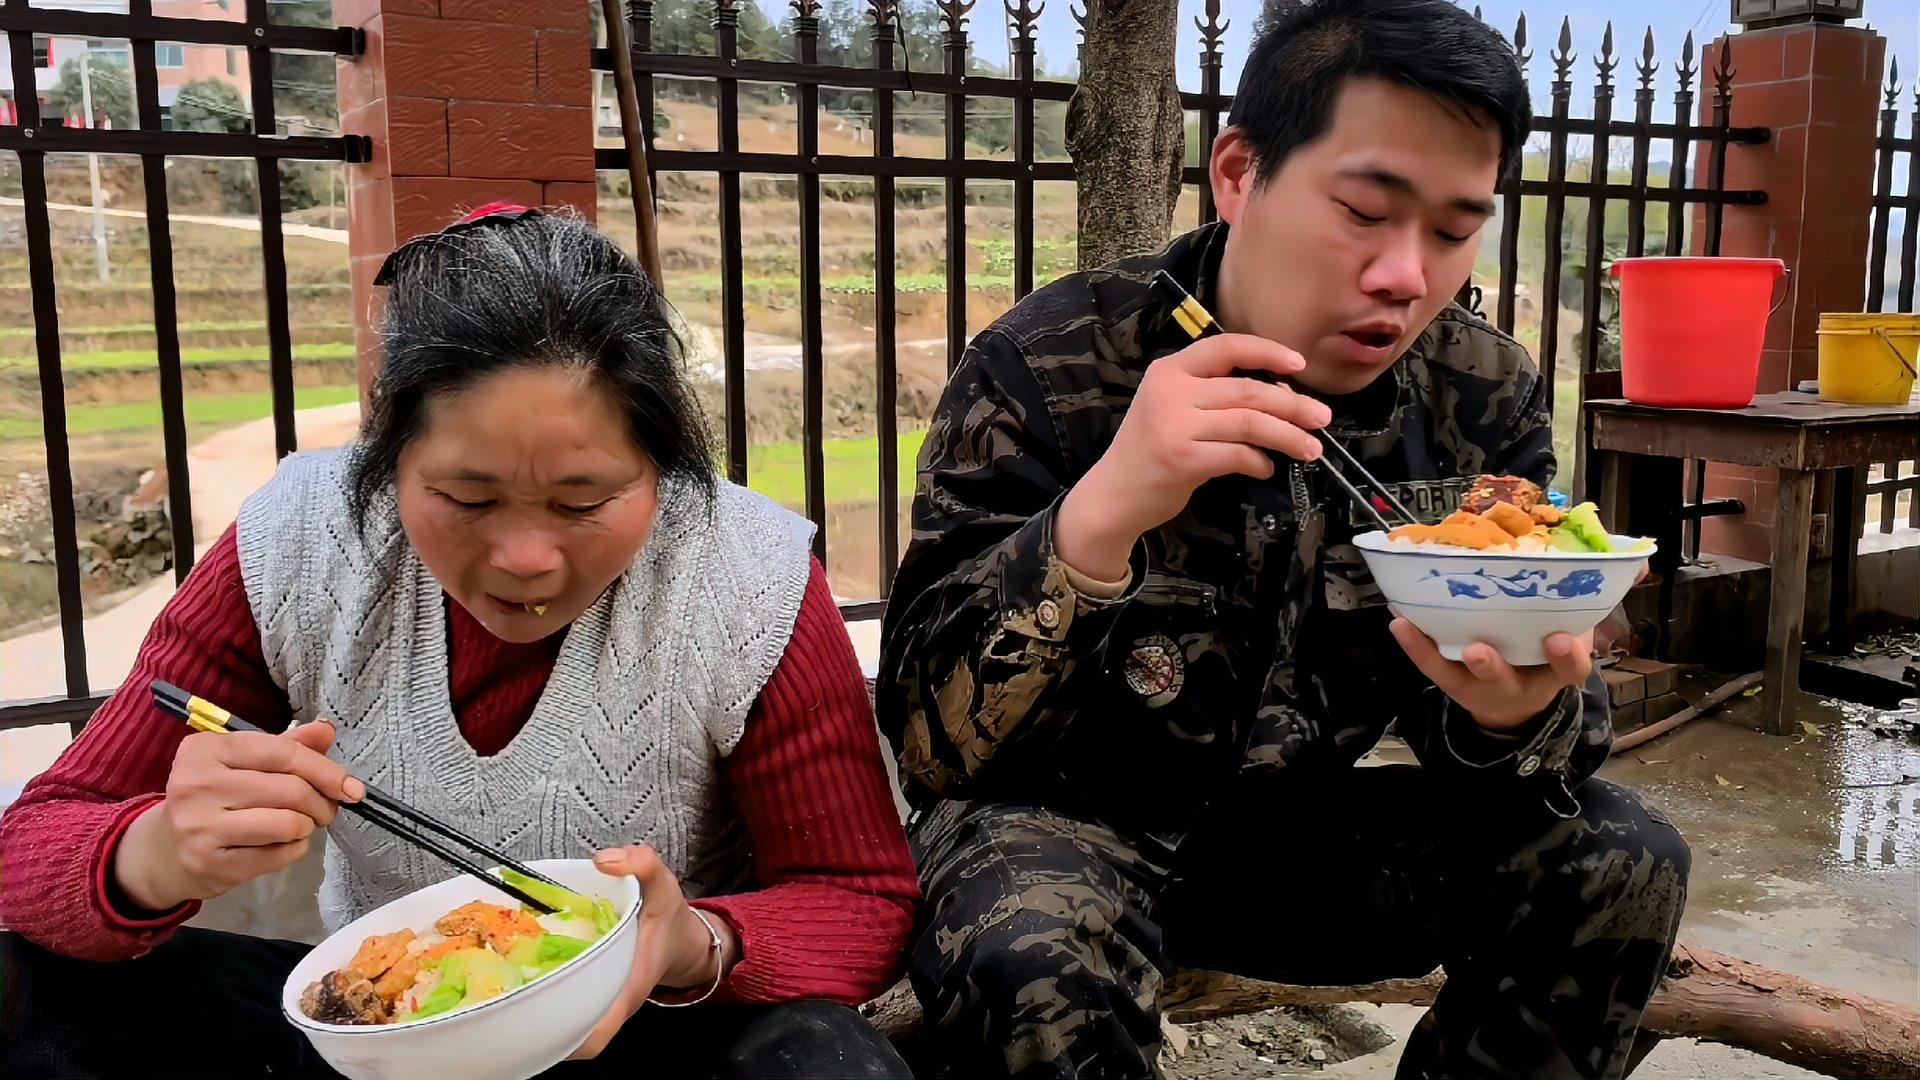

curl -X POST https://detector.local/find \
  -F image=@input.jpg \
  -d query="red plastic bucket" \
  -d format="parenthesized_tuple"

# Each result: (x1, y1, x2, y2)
(1609, 256, 1788, 408)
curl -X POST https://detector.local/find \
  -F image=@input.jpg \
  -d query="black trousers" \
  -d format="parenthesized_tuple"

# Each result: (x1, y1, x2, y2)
(1, 928, 910, 1080)
(910, 765, 1690, 1079)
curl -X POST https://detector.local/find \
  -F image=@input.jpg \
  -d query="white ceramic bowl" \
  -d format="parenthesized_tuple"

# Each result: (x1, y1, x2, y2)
(281, 859, 641, 1080)
(1352, 530, 1654, 666)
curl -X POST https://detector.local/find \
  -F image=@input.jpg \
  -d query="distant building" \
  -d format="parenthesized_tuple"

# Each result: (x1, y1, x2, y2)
(0, 0, 251, 128)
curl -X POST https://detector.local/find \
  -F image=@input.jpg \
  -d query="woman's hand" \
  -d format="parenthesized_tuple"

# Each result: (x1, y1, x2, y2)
(568, 845, 738, 1061)
(112, 721, 364, 912)
(1389, 618, 1594, 730)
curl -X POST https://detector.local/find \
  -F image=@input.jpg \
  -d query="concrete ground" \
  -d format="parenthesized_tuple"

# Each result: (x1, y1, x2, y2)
(1163, 689, 1920, 1079)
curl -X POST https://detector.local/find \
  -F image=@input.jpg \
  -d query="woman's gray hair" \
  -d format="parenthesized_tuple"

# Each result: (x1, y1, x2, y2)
(346, 209, 715, 528)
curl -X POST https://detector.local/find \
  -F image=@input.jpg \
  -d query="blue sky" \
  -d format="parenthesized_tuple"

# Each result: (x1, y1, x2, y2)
(750, 0, 1916, 110)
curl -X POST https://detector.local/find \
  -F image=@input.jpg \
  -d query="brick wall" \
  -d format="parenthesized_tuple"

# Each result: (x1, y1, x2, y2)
(336, 0, 598, 391)
(1692, 22, 1887, 565)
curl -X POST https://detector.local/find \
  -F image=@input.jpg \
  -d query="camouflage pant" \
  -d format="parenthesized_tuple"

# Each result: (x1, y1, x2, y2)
(908, 765, 1689, 1079)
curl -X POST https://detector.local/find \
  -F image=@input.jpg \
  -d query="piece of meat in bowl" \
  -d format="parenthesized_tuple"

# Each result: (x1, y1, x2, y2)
(1459, 474, 1544, 515)
(300, 970, 392, 1025)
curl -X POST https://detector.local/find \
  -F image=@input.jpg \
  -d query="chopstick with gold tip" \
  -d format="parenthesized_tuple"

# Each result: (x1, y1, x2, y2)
(1149, 270, 1416, 533)
(148, 679, 563, 914)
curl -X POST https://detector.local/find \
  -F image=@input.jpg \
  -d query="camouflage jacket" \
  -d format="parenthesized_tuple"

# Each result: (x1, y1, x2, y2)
(878, 222, 1610, 848)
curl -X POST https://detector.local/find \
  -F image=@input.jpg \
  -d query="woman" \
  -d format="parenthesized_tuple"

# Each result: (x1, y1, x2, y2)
(0, 206, 918, 1079)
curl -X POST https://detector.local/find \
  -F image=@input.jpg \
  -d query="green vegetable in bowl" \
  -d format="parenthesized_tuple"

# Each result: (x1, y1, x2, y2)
(1551, 502, 1613, 553)
(406, 973, 465, 1022)
(504, 932, 594, 976)
(502, 868, 622, 933)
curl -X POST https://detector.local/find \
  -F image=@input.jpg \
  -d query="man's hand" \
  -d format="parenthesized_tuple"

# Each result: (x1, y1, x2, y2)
(1389, 618, 1593, 731)
(1056, 334, 1331, 580)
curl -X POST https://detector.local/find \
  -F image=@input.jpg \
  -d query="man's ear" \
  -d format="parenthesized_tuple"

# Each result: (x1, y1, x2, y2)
(1210, 128, 1260, 227)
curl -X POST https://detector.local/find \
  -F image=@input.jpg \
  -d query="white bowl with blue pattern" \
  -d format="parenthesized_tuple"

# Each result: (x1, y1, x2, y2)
(1352, 530, 1654, 666)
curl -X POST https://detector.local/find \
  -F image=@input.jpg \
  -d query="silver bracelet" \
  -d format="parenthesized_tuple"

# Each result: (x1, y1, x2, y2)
(649, 907, 725, 1008)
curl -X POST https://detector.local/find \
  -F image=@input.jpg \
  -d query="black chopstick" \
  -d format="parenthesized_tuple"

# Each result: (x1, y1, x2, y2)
(332, 796, 561, 915)
(152, 682, 561, 887)
(1149, 270, 1414, 531)
(149, 695, 559, 915)
(1313, 434, 1416, 525)
(149, 681, 564, 912)
(1316, 456, 1396, 533)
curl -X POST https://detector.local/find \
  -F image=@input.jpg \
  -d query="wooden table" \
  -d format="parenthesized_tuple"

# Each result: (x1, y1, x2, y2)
(1586, 392, 1919, 735)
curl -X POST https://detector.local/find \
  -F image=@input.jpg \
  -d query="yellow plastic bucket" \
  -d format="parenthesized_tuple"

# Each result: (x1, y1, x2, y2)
(1817, 312, 1919, 405)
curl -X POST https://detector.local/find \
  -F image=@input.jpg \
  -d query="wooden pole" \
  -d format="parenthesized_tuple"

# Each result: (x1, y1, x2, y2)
(1610, 670, 1763, 754)
(863, 942, 1920, 1078)
(600, 0, 664, 290)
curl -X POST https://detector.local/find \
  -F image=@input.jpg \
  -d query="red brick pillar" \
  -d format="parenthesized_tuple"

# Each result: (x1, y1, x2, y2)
(337, 0, 597, 391)
(1694, 20, 1887, 564)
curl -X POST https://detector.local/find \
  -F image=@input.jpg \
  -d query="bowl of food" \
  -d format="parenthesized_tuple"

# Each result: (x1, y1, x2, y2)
(1353, 474, 1654, 667)
(281, 860, 640, 1080)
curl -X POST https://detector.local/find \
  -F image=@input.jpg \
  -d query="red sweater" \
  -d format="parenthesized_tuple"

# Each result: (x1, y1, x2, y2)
(0, 526, 917, 1005)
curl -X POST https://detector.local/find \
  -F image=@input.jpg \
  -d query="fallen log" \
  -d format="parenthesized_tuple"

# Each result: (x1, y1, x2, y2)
(862, 941, 1920, 1078)
(1641, 943, 1920, 1079)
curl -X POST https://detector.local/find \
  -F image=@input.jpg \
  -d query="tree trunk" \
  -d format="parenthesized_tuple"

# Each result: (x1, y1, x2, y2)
(1641, 942, 1920, 1079)
(863, 942, 1920, 1078)
(1066, 0, 1184, 270)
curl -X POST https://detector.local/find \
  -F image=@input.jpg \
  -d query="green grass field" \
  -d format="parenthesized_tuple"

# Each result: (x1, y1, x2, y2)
(0, 386, 362, 441)
(1, 384, 927, 512)
(0, 319, 355, 342)
(0, 342, 357, 371)
(746, 430, 926, 506)
(668, 271, 1018, 298)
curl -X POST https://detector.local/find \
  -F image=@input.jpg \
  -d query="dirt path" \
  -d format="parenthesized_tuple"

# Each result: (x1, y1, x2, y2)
(0, 403, 361, 786)
(0, 195, 348, 245)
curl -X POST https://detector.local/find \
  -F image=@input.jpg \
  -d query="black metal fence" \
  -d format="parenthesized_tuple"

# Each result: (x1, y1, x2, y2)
(27, 3, 1905, 736)
(1863, 59, 1919, 537)
(0, 0, 367, 734)
(596, 2, 1769, 617)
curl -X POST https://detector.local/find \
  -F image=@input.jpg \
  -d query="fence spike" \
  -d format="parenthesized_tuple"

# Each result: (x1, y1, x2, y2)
(1195, 0, 1227, 56)
(1595, 21, 1617, 89)
(1676, 30, 1697, 96)
(1551, 15, 1575, 86)
(1005, 0, 1042, 42)
(1712, 34, 1735, 104)
(1885, 55, 1901, 111)
(937, 0, 975, 35)
(1637, 27, 1657, 92)
(1513, 12, 1531, 69)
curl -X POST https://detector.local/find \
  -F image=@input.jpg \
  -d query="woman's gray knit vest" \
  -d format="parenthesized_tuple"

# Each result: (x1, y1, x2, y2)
(235, 449, 815, 932)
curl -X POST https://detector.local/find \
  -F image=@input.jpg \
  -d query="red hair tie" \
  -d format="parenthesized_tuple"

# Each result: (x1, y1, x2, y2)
(456, 201, 536, 225)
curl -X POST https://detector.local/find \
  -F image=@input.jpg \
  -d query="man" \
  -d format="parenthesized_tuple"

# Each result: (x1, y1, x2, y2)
(877, 2, 1689, 1078)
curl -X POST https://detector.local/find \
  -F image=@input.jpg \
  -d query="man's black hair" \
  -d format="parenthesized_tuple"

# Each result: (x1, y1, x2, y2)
(1229, 0, 1531, 182)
